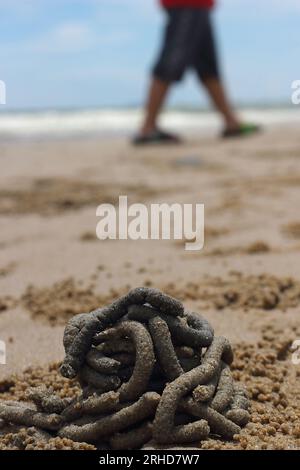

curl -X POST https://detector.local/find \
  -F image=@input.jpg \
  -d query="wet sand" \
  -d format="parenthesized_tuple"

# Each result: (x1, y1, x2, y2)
(0, 126, 300, 449)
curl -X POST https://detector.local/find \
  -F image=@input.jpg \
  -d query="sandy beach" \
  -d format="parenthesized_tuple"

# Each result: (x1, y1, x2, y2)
(1, 126, 300, 449)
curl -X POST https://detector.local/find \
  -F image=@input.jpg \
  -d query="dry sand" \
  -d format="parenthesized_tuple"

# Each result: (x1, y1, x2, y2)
(0, 126, 300, 449)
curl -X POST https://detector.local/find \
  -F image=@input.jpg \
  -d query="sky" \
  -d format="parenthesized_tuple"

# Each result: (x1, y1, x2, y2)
(0, 0, 299, 110)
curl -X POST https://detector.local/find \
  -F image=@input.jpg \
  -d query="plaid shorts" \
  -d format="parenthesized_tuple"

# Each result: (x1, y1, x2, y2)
(153, 8, 220, 82)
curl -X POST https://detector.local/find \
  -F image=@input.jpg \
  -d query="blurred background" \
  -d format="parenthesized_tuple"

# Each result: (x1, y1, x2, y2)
(1, 5, 300, 446)
(0, 0, 299, 138)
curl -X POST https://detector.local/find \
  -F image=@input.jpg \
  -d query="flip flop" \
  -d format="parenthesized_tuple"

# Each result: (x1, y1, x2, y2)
(132, 129, 182, 146)
(222, 123, 261, 139)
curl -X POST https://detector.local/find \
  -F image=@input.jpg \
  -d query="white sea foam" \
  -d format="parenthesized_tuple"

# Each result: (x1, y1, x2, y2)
(0, 107, 299, 139)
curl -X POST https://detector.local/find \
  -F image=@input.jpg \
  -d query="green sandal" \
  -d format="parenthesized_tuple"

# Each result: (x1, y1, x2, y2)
(222, 123, 261, 139)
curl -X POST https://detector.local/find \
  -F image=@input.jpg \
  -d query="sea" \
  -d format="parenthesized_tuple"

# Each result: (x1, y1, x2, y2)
(0, 106, 299, 140)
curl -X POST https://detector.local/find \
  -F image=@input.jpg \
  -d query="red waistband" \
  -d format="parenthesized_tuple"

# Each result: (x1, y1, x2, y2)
(160, 0, 214, 9)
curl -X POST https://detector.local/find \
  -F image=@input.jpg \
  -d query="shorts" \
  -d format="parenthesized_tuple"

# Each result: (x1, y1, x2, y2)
(153, 8, 220, 82)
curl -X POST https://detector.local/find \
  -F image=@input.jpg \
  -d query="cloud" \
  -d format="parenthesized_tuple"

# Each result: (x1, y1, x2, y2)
(218, 0, 300, 16)
(0, 19, 136, 57)
(49, 21, 95, 50)
(0, 21, 94, 55)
